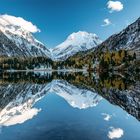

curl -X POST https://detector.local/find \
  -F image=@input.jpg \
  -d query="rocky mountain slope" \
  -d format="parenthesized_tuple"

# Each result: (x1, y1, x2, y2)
(0, 16, 51, 57)
(96, 17, 140, 52)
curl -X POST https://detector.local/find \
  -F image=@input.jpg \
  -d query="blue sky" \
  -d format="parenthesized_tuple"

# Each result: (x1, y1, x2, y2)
(0, 0, 140, 48)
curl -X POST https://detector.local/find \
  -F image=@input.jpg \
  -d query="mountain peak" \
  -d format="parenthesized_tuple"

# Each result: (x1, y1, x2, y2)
(66, 31, 100, 45)
(68, 31, 97, 39)
(51, 31, 102, 60)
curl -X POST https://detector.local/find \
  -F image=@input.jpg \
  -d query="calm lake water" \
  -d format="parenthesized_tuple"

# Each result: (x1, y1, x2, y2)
(0, 72, 140, 140)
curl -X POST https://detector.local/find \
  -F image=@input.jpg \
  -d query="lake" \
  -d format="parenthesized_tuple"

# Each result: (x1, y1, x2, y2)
(0, 71, 140, 140)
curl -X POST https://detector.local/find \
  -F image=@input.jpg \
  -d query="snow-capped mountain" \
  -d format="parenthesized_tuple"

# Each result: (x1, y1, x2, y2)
(0, 21, 101, 59)
(51, 31, 102, 61)
(0, 16, 51, 57)
(0, 15, 101, 60)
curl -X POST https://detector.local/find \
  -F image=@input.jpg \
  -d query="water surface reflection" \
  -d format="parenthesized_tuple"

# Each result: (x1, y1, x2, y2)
(0, 71, 140, 140)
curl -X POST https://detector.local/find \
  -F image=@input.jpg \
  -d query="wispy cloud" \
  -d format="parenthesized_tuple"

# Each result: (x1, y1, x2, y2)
(0, 14, 40, 33)
(108, 127, 124, 139)
(101, 18, 111, 27)
(107, 0, 123, 13)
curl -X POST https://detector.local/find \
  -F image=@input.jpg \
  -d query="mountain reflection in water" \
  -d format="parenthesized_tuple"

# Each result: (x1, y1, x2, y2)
(0, 71, 140, 140)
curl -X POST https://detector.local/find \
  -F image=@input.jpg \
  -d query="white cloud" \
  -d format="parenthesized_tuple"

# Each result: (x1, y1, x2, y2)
(102, 113, 112, 121)
(102, 18, 111, 26)
(107, 1, 123, 12)
(0, 14, 40, 33)
(108, 127, 124, 139)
